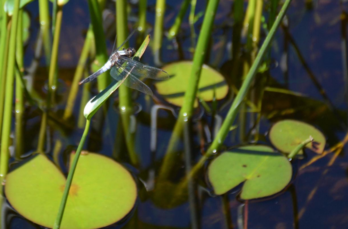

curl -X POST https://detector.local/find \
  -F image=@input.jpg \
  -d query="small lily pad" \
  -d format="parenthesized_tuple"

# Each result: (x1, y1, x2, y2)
(208, 145, 292, 199)
(155, 61, 228, 107)
(269, 120, 326, 154)
(5, 153, 137, 229)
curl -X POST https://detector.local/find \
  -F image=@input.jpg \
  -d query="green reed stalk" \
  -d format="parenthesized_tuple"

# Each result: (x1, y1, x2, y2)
(53, 119, 91, 229)
(38, 0, 51, 63)
(15, 9, 24, 158)
(87, 0, 109, 91)
(253, 0, 263, 48)
(116, 0, 139, 166)
(245, 0, 256, 50)
(0, 0, 21, 187)
(0, 19, 10, 142)
(251, 0, 263, 142)
(48, 5, 63, 104)
(63, 28, 93, 120)
(239, 0, 256, 142)
(138, 0, 147, 33)
(159, 0, 220, 181)
(153, 0, 165, 65)
(168, 0, 190, 39)
(116, 0, 131, 108)
(78, 71, 90, 128)
(37, 5, 64, 153)
(186, 0, 293, 179)
(189, 0, 197, 49)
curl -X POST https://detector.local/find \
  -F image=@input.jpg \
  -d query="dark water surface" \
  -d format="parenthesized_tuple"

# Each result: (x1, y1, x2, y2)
(6, 0, 348, 228)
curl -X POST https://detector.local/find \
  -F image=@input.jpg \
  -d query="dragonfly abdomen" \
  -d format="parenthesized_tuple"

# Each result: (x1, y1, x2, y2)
(79, 61, 112, 85)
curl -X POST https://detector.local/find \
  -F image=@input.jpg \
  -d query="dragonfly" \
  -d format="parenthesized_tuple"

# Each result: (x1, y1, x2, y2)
(79, 30, 168, 96)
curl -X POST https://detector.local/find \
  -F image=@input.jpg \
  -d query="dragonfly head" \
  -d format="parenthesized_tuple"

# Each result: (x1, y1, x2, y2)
(126, 48, 136, 57)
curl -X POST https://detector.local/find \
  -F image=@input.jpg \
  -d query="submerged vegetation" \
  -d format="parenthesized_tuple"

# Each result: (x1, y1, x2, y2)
(0, 0, 347, 228)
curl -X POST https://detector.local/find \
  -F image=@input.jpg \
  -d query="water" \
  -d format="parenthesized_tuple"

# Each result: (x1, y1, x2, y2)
(4, 0, 348, 228)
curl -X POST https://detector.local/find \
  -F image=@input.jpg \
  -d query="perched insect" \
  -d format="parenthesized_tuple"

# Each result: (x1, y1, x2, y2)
(79, 31, 168, 96)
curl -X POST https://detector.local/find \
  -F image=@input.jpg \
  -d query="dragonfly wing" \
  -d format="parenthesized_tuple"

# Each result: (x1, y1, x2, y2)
(110, 65, 122, 81)
(118, 56, 169, 80)
(110, 65, 154, 96)
(122, 75, 154, 96)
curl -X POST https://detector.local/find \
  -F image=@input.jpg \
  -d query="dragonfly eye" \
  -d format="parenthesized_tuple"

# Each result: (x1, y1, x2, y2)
(130, 48, 136, 57)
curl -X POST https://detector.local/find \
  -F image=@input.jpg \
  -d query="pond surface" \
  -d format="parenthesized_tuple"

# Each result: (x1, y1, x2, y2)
(4, 0, 348, 228)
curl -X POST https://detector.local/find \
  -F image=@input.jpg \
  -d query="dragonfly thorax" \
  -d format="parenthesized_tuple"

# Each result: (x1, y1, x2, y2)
(109, 48, 136, 66)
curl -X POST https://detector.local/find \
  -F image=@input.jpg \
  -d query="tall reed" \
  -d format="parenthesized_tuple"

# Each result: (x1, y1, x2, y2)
(0, 0, 21, 188)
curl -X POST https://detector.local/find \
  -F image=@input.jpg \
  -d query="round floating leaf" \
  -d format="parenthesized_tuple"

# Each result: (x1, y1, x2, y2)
(5, 153, 137, 229)
(208, 145, 292, 199)
(269, 120, 326, 154)
(155, 61, 228, 107)
(4, 0, 34, 15)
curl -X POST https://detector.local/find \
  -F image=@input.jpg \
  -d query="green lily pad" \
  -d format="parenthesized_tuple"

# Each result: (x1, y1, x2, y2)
(269, 120, 326, 154)
(155, 61, 228, 107)
(5, 152, 137, 229)
(208, 145, 292, 199)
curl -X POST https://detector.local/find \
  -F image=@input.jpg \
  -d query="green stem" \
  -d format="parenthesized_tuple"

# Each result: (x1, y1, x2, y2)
(180, 0, 219, 118)
(0, 20, 10, 142)
(53, 119, 91, 229)
(188, 0, 292, 179)
(189, 0, 197, 50)
(87, 0, 109, 91)
(245, 0, 256, 50)
(48, 6, 63, 105)
(159, 0, 220, 180)
(38, 0, 51, 63)
(0, 0, 21, 188)
(15, 9, 24, 159)
(168, 0, 190, 39)
(63, 27, 93, 120)
(116, 0, 131, 108)
(153, 0, 165, 65)
(116, 0, 139, 166)
(78, 71, 90, 128)
(138, 0, 147, 33)
(37, 6, 63, 153)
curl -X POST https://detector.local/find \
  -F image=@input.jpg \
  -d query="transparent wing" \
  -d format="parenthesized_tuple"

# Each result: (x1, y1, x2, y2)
(113, 56, 169, 81)
(110, 65, 154, 96)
